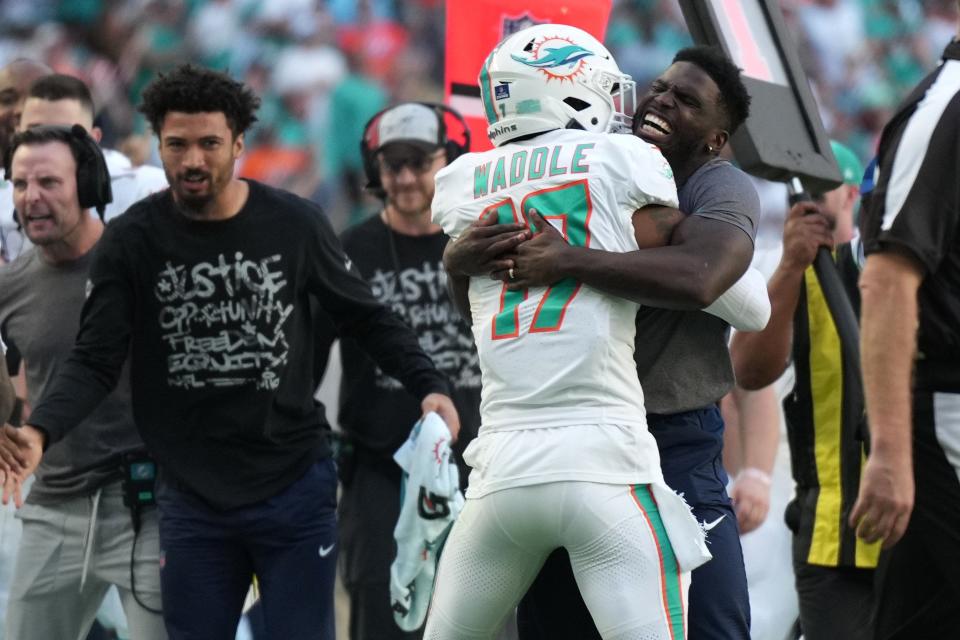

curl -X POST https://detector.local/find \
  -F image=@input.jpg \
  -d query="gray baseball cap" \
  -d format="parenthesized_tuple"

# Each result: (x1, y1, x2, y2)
(375, 103, 440, 152)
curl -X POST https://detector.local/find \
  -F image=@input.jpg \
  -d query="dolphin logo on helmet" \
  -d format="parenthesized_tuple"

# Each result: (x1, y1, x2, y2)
(511, 44, 594, 70)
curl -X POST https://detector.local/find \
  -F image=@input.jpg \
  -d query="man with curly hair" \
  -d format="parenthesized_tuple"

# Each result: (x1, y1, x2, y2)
(0, 64, 460, 640)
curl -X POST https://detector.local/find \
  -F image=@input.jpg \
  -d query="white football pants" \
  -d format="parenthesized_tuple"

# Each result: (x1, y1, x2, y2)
(424, 481, 691, 640)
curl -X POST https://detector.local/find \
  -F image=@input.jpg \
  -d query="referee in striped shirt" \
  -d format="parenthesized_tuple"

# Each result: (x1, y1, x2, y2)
(851, 11, 960, 637)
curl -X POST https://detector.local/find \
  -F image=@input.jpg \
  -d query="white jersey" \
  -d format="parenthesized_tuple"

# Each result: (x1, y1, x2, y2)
(0, 149, 167, 261)
(433, 129, 678, 496)
(101, 149, 169, 222)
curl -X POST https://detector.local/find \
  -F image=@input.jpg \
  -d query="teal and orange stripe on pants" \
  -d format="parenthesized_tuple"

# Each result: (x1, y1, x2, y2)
(631, 484, 685, 640)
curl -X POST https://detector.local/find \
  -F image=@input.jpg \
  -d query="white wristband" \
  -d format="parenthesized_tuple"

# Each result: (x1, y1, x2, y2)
(737, 467, 772, 487)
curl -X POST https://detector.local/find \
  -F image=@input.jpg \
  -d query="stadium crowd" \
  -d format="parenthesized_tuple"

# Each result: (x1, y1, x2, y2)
(0, 0, 956, 231)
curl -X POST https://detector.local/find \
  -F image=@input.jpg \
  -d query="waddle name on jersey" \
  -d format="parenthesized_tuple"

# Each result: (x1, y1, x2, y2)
(473, 143, 594, 200)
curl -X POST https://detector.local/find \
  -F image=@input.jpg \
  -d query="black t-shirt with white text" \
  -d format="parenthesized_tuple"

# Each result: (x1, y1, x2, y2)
(335, 215, 481, 469)
(28, 180, 449, 509)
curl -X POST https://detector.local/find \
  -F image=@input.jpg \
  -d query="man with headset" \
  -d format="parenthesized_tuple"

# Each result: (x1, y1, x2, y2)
(0, 70, 169, 636)
(0, 124, 166, 639)
(0, 65, 167, 263)
(317, 102, 483, 640)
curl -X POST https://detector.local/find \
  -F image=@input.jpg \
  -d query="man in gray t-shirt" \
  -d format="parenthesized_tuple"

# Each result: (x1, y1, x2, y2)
(0, 126, 165, 639)
(0, 251, 142, 500)
(634, 157, 760, 413)
(444, 47, 759, 639)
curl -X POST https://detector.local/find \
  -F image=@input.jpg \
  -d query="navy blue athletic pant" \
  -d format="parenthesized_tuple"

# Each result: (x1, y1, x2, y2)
(517, 406, 751, 639)
(157, 459, 339, 640)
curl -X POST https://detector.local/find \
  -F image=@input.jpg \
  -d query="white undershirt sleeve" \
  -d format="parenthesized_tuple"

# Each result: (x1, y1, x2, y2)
(702, 267, 771, 331)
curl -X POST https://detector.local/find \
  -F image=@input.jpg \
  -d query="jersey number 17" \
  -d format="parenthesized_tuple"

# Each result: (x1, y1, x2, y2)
(481, 179, 592, 340)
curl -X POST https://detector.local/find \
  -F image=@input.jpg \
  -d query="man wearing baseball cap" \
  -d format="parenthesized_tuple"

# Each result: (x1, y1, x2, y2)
(823, 139, 865, 241)
(319, 102, 483, 640)
(730, 141, 878, 640)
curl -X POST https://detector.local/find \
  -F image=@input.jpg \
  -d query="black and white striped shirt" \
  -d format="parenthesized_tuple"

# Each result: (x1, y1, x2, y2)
(861, 39, 960, 387)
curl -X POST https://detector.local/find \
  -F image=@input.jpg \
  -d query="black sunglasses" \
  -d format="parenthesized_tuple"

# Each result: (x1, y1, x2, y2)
(378, 149, 442, 175)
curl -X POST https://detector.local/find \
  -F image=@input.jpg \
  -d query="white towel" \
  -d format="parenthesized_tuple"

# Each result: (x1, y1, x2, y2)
(650, 481, 713, 573)
(390, 412, 464, 631)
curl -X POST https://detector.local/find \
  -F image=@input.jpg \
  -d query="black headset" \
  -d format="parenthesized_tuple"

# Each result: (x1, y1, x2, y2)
(4, 124, 113, 222)
(360, 102, 471, 198)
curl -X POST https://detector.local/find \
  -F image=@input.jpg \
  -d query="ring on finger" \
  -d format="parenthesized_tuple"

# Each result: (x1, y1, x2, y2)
(508, 267, 515, 280)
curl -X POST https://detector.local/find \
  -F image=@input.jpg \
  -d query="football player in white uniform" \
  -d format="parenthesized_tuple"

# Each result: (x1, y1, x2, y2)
(425, 24, 713, 640)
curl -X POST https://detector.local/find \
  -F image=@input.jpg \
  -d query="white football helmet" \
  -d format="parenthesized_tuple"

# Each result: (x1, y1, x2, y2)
(478, 23, 636, 146)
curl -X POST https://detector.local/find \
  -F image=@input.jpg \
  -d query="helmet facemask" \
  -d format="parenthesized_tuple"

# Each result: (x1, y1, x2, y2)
(570, 68, 636, 134)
